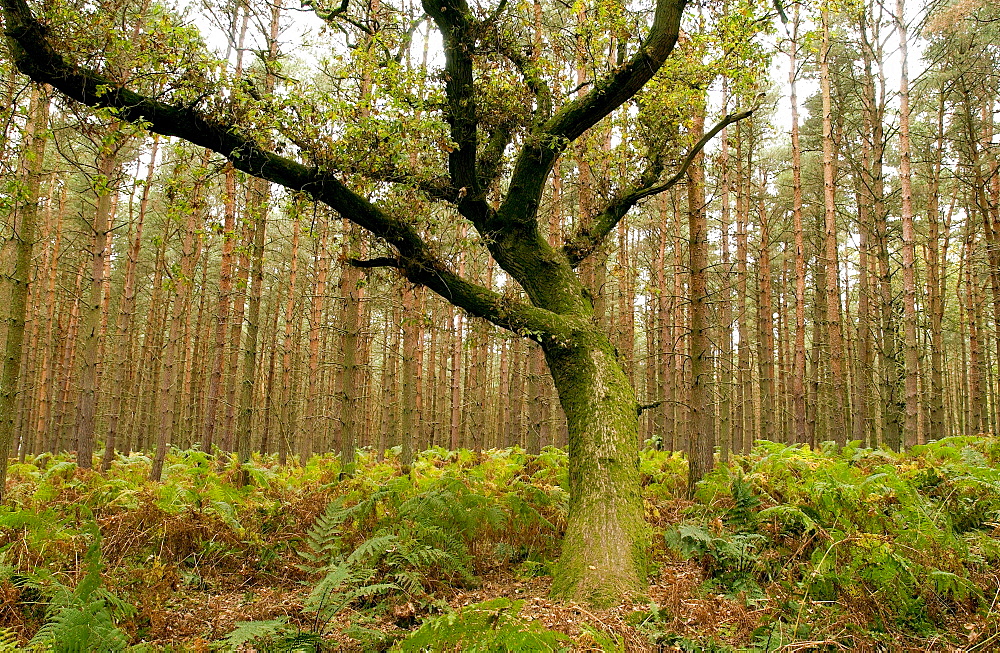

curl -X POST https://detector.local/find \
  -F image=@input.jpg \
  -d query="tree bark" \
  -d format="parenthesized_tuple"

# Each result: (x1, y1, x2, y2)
(896, 0, 919, 446)
(820, 6, 846, 445)
(788, 9, 807, 445)
(0, 86, 48, 499)
(687, 110, 713, 491)
(546, 324, 645, 605)
(74, 144, 118, 468)
(103, 135, 158, 470)
(151, 156, 206, 481)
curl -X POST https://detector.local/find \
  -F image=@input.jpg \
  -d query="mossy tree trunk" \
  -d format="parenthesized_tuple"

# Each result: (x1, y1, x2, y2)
(0, 0, 756, 603)
(545, 324, 645, 604)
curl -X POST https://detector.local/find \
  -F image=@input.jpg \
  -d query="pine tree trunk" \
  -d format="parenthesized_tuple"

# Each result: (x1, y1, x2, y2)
(400, 285, 419, 466)
(687, 110, 713, 491)
(735, 125, 751, 452)
(30, 179, 63, 460)
(151, 161, 205, 481)
(896, 0, 920, 446)
(756, 169, 775, 444)
(0, 86, 48, 499)
(74, 146, 118, 468)
(820, 8, 846, 445)
(103, 136, 158, 470)
(279, 208, 302, 464)
(337, 222, 363, 474)
(235, 176, 268, 478)
(304, 217, 329, 461)
(788, 12, 807, 445)
(202, 163, 238, 452)
(925, 106, 948, 439)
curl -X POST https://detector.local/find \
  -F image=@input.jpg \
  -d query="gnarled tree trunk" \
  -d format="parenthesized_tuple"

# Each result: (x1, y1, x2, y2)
(546, 323, 645, 604)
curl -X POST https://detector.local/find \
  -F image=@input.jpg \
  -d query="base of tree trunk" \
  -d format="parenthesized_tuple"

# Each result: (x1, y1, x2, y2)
(550, 486, 648, 606)
(544, 330, 649, 607)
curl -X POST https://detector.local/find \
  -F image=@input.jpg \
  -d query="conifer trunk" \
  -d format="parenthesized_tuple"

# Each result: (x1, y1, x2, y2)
(788, 11, 807, 445)
(820, 7, 846, 444)
(0, 86, 48, 499)
(74, 146, 118, 468)
(896, 0, 919, 446)
(687, 110, 713, 491)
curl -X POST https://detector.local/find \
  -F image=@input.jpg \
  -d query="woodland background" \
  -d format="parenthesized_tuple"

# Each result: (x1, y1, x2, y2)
(1, 0, 998, 472)
(1, 0, 1000, 649)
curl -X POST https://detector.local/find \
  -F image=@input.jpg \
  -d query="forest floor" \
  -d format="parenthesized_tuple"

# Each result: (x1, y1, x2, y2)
(2, 438, 1000, 651)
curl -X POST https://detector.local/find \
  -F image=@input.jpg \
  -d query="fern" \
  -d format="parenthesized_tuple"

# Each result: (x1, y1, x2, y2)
(727, 472, 761, 527)
(27, 531, 132, 653)
(299, 498, 349, 571)
(394, 598, 569, 652)
(0, 628, 18, 653)
(220, 618, 293, 651)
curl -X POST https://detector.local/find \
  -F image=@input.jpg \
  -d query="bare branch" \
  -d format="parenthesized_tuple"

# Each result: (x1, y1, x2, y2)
(347, 256, 401, 268)
(563, 109, 754, 266)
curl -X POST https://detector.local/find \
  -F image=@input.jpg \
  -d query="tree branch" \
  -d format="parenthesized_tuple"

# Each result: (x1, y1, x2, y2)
(0, 0, 564, 337)
(479, 0, 688, 301)
(563, 109, 754, 266)
(636, 400, 664, 415)
(421, 0, 492, 225)
(543, 0, 688, 143)
(347, 256, 401, 268)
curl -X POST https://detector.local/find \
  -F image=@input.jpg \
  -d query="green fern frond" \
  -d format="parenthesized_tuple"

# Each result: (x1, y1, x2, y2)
(29, 600, 128, 653)
(220, 618, 291, 652)
(347, 533, 400, 564)
(299, 498, 348, 569)
(0, 628, 18, 653)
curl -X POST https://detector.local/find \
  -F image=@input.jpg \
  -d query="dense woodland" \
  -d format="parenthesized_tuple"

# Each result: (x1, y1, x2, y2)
(0, 0, 999, 647)
(2, 0, 996, 475)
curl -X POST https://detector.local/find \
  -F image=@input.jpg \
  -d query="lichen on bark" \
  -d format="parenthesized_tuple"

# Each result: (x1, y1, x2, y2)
(545, 323, 649, 605)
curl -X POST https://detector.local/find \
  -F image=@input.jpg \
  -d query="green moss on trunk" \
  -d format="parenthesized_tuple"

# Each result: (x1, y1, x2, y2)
(545, 325, 648, 606)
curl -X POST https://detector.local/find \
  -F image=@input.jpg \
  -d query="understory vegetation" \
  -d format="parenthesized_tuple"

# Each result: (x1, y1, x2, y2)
(3, 436, 1000, 651)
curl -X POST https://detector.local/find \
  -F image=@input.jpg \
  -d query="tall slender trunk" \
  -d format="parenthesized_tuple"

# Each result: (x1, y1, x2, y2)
(756, 170, 775, 444)
(337, 222, 363, 474)
(30, 180, 64, 459)
(0, 86, 48, 499)
(151, 159, 206, 481)
(896, 0, 919, 446)
(400, 285, 419, 466)
(74, 144, 118, 467)
(235, 176, 268, 477)
(965, 228, 984, 434)
(717, 100, 733, 456)
(103, 135, 158, 470)
(734, 128, 750, 452)
(854, 171, 874, 446)
(260, 281, 281, 455)
(304, 217, 329, 461)
(688, 110, 713, 490)
(202, 164, 238, 452)
(820, 7, 846, 444)
(279, 204, 302, 464)
(788, 9, 807, 444)
(56, 261, 85, 453)
(925, 102, 949, 439)
(809, 228, 827, 446)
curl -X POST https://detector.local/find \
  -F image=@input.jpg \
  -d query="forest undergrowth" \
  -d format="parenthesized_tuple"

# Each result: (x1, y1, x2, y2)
(2, 437, 1000, 651)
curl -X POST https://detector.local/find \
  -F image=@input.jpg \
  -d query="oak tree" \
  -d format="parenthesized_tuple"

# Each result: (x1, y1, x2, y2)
(1, 0, 759, 603)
